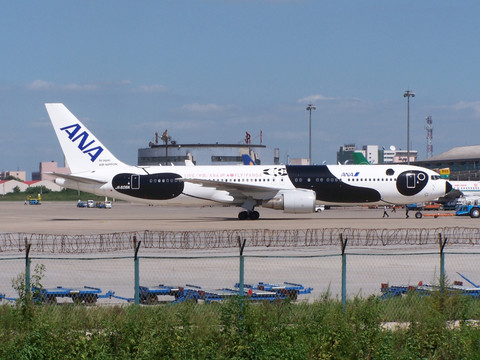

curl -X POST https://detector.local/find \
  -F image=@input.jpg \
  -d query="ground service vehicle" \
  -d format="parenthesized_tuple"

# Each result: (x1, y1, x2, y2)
(456, 205, 480, 218)
(27, 194, 41, 205)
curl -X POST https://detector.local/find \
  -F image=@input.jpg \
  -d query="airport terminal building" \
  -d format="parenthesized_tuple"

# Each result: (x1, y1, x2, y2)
(337, 143, 480, 181)
(414, 145, 480, 181)
(337, 144, 418, 165)
(138, 143, 280, 166)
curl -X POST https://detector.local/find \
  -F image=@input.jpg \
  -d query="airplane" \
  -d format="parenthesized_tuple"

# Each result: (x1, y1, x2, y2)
(447, 181, 480, 204)
(448, 181, 480, 197)
(45, 103, 452, 220)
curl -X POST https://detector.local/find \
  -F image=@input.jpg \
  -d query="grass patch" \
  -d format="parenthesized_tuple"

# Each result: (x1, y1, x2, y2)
(1, 295, 480, 359)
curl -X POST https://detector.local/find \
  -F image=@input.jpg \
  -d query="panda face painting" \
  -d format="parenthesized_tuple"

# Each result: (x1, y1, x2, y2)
(396, 170, 428, 196)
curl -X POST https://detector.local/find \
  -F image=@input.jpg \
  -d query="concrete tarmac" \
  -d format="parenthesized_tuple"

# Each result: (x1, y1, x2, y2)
(0, 201, 476, 234)
(0, 201, 478, 304)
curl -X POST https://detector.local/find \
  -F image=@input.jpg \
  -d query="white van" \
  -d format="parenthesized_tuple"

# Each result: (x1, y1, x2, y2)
(87, 200, 95, 208)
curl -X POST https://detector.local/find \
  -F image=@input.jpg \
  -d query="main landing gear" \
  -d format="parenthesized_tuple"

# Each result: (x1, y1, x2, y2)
(238, 210, 260, 220)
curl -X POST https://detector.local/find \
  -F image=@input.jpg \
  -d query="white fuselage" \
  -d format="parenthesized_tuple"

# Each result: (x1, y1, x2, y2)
(56, 163, 450, 208)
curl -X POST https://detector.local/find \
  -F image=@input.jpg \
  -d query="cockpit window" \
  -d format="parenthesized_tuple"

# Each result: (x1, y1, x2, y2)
(431, 175, 441, 180)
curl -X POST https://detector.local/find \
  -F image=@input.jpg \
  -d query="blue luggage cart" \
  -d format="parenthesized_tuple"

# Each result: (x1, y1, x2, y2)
(33, 286, 114, 304)
(237, 282, 313, 300)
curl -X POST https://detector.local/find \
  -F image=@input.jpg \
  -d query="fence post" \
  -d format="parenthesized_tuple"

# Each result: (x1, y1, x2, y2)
(340, 234, 348, 312)
(133, 236, 141, 305)
(25, 238, 31, 298)
(439, 233, 448, 290)
(238, 237, 246, 297)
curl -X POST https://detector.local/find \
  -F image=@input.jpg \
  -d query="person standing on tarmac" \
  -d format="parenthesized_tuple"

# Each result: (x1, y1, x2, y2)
(383, 205, 390, 218)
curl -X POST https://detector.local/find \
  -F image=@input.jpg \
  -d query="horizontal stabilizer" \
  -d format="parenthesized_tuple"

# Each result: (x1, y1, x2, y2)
(46, 172, 108, 185)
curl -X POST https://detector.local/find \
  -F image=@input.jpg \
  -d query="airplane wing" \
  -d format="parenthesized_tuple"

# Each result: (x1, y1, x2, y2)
(183, 178, 280, 200)
(46, 172, 108, 185)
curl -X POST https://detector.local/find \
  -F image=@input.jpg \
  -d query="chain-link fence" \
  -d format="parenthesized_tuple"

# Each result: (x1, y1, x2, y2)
(1, 227, 480, 320)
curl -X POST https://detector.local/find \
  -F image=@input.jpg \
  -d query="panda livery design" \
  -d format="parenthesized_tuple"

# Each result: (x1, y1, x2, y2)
(45, 104, 452, 220)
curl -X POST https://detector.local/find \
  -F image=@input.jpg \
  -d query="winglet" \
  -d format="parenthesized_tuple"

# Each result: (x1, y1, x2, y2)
(45, 103, 126, 173)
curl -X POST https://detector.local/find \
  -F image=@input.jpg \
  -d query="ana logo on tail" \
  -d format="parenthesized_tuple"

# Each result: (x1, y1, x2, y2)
(60, 123, 104, 162)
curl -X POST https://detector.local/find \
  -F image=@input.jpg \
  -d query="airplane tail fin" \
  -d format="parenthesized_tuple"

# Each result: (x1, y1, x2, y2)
(45, 103, 126, 174)
(352, 152, 370, 165)
(242, 154, 256, 165)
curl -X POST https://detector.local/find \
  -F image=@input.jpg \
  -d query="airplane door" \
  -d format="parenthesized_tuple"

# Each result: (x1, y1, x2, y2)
(406, 173, 415, 188)
(131, 175, 140, 190)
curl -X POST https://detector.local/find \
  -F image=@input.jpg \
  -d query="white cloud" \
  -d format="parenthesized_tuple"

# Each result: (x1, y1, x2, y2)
(27, 80, 55, 90)
(64, 83, 98, 91)
(453, 101, 480, 118)
(26, 80, 99, 92)
(181, 103, 233, 113)
(297, 95, 365, 107)
(297, 94, 338, 103)
(137, 84, 169, 93)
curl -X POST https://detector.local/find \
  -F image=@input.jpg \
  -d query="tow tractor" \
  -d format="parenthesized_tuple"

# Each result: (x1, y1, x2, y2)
(27, 194, 41, 205)
(455, 205, 480, 218)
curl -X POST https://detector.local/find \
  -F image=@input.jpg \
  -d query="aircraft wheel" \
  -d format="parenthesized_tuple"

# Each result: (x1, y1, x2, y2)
(249, 211, 260, 220)
(470, 208, 480, 218)
(145, 294, 158, 305)
(238, 211, 249, 220)
(415, 211, 423, 219)
(45, 295, 57, 305)
(84, 294, 98, 305)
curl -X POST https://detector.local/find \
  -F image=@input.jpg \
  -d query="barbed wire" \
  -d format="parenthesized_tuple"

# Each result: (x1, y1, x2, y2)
(1, 227, 480, 254)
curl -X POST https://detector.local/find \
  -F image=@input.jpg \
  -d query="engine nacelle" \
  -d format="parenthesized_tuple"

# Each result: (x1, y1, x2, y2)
(263, 189, 316, 213)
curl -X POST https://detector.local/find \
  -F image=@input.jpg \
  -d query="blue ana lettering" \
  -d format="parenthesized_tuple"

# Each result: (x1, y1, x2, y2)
(341, 172, 360, 177)
(72, 131, 95, 150)
(60, 123, 104, 162)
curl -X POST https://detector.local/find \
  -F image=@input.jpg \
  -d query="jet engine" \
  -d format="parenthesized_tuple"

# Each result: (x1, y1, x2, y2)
(263, 189, 316, 213)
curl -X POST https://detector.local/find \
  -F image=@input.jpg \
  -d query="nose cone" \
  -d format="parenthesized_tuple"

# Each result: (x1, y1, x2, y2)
(445, 181, 453, 194)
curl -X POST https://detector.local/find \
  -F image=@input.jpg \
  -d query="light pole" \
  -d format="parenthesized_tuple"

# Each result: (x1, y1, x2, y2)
(403, 90, 415, 164)
(306, 104, 316, 165)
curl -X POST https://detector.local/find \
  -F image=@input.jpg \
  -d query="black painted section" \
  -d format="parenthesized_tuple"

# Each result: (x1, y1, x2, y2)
(112, 173, 183, 200)
(286, 165, 381, 203)
(396, 170, 428, 196)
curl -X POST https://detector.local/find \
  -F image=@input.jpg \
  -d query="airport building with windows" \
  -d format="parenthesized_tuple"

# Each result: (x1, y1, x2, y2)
(138, 143, 280, 166)
(337, 144, 418, 165)
(337, 143, 480, 181)
(413, 145, 480, 181)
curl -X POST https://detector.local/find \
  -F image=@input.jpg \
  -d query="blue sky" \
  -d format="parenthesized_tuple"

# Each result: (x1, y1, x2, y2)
(1, 1, 480, 178)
